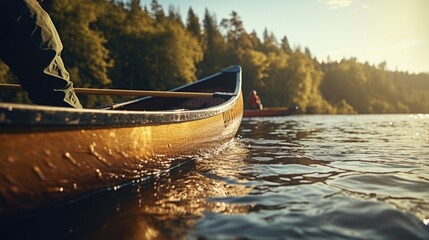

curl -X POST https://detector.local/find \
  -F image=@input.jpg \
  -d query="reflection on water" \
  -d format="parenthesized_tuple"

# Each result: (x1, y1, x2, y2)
(1, 115, 429, 239)
(224, 114, 429, 240)
(0, 141, 252, 240)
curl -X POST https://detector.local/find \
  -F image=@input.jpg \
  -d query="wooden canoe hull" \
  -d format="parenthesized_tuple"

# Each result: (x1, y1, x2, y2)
(0, 66, 243, 213)
(243, 107, 297, 118)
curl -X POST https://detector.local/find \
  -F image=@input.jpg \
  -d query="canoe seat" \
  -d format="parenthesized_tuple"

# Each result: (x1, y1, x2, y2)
(178, 97, 225, 110)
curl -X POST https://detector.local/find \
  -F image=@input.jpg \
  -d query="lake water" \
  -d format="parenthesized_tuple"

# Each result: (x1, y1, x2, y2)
(2, 114, 429, 239)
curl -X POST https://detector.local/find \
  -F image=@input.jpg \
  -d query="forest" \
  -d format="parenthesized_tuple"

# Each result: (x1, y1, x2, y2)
(1, 0, 428, 113)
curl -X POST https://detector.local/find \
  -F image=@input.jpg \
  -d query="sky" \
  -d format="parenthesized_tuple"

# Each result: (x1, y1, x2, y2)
(140, 0, 429, 74)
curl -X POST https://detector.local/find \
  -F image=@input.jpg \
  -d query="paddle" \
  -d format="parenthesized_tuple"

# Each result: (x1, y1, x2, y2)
(0, 83, 235, 98)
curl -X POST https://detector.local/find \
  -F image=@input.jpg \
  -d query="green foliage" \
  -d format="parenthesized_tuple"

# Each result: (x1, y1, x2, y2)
(0, 61, 13, 84)
(1, 0, 428, 113)
(197, 9, 229, 77)
(43, 0, 113, 106)
(240, 50, 269, 95)
(186, 8, 202, 41)
(148, 21, 203, 88)
(0, 61, 30, 103)
(321, 59, 429, 113)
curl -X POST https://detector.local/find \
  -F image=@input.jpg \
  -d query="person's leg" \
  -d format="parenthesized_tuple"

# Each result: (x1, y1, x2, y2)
(0, 0, 82, 108)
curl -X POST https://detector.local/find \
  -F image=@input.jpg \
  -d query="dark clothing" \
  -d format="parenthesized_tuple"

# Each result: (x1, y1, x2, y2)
(0, 0, 82, 108)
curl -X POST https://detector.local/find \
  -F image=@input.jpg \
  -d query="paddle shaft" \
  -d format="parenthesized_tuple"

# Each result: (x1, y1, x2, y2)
(0, 83, 227, 98)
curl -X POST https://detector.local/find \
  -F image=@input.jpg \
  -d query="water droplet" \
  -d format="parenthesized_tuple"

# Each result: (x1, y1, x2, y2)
(90, 117, 97, 124)
(32, 165, 46, 181)
(7, 156, 15, 163)
(89, 142, 110, 166)
(63, 152, 80, 166)
(95, 168, 103, 179)
(107, 148, 113, 156)
(45, 159, 56, 169)
(34, 113, 42, 122)
(11, 186, 19, 193)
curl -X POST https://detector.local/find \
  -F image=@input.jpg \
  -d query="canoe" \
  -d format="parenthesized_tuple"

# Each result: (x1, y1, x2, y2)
(243, 106, 298, 118)
(0, 66, 243, 214)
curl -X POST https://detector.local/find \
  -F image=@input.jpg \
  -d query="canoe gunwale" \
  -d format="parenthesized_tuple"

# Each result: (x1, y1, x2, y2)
(0, 101, 229, 127)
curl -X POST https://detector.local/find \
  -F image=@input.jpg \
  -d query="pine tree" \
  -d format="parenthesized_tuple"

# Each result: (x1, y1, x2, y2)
(186, 8, 202, 41)
(198, 9, 228, 77)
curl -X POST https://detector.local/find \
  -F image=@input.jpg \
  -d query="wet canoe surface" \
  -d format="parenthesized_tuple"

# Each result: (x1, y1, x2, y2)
(0, 66, 243, 214)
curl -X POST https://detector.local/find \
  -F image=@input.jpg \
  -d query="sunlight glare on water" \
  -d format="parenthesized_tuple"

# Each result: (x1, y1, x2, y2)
(1, 114, 428, 240)
(190, 114, 429, 239)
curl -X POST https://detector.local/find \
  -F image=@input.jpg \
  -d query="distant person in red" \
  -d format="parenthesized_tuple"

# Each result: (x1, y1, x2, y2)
(246, 90, 263, 110)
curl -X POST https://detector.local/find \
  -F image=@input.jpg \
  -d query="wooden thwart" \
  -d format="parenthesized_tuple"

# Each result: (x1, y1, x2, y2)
(0, 83, 234, 98)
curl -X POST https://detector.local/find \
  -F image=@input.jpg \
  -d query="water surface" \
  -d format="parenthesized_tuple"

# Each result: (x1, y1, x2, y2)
(2, 114, 429, 239)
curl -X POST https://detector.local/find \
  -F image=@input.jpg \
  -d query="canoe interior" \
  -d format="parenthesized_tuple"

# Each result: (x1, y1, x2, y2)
(113, 71, 237, 111)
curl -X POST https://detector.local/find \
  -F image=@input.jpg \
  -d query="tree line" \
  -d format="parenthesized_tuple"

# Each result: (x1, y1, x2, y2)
(1, 0, 428, 113)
